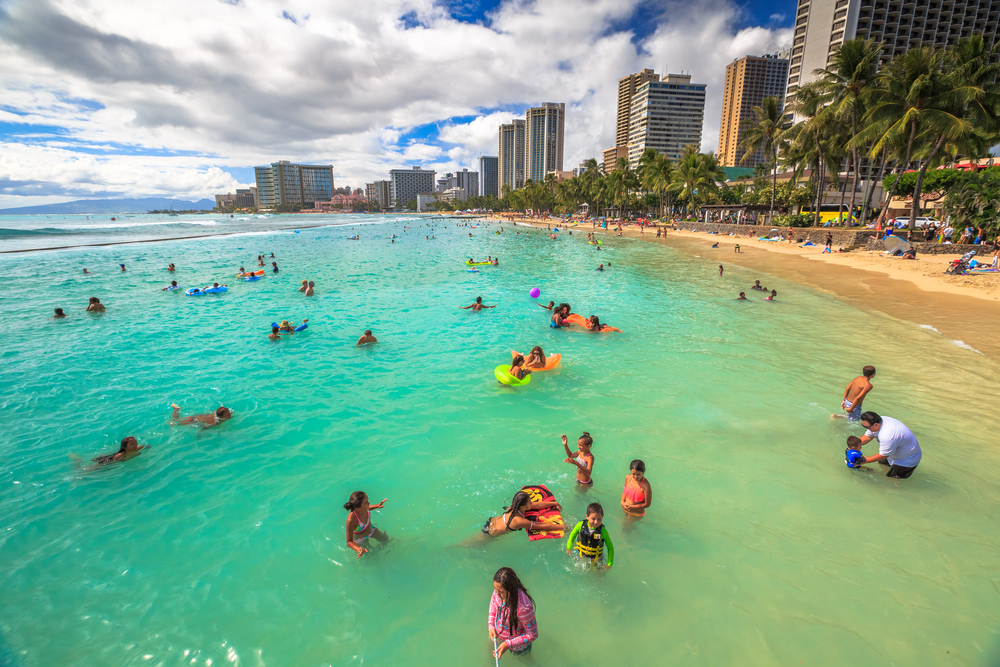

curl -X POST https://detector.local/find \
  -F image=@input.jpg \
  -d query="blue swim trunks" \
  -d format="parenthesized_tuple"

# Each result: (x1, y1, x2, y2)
(843, 399, 862, 421)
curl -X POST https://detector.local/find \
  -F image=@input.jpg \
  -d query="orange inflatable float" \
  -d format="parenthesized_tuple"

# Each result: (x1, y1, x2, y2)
(512, 350, 561, 371)
(563, 313, 622, 332)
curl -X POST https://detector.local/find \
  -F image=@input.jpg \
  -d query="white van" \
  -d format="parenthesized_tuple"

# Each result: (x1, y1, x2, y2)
(890, 217, 941, 228)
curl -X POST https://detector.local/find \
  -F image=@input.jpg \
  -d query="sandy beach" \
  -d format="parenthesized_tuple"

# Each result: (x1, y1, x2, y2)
(489, 215, 1000, 360)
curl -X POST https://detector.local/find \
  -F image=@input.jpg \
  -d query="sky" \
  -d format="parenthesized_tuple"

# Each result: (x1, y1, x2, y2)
(0, 0, 795, 207)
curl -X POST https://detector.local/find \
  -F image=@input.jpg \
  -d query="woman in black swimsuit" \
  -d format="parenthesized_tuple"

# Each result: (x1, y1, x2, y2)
(482, 491, 564, 536)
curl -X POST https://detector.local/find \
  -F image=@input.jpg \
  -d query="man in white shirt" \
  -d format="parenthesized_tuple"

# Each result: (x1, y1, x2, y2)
(858, 411, 922, 479)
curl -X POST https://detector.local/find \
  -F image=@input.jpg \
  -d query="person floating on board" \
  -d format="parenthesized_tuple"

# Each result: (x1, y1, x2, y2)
(481, 491, 564, 537)
(566, 502, 614, 569)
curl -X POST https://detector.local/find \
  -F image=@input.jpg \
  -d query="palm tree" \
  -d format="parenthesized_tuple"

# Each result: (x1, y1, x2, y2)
(738, 96, 791, 223)
(789, 82, 837, 226)
(815, 37, 882, 225)
(670, 153, 721, 214)
(641, 152, 675, 219)
(857, 47, 947, 227)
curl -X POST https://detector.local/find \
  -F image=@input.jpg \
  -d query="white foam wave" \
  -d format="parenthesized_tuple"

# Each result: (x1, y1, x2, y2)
(951, 340, 983, 354)
(919, 324, 941, 333)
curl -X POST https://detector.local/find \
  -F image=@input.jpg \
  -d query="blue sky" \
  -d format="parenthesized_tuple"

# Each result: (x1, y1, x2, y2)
(0, 0, 795, 206)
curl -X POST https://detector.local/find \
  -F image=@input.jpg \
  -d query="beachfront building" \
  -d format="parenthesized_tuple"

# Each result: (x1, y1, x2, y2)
(718, 54, 789, 167)
(626, 73, 706, 167)
(436, 169, 479, 198)
(214, 187, 259, 210)
(416, 192, 440, 212)
(389, 167, 436, 210)
(441, 187, 468, 203)
(523, 103, 565, 183)
(365, 180, 392, 210)
(602, 146, 627, 173)
(254, 161, 334, 208)
(478, 156, 499, 197)
(498, 119, 525, 193)
(786, 0, 1000, 104)
(616, 69, 661, 149)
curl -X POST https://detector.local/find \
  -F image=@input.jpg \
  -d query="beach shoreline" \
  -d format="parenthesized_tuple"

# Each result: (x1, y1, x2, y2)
(488, 216, 1000, 360)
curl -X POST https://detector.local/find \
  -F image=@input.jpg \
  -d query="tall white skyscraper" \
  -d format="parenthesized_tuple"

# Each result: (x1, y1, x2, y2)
(523, 103, 565, 183)
(626, 74, 706, 166)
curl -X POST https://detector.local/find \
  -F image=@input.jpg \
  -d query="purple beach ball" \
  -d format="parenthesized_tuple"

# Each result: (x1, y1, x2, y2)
(529, 287, 541, 299)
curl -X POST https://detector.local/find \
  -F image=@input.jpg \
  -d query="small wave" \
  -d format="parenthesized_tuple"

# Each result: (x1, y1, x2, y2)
(952, 340, 983, 355)
(919, 324, 941, 333)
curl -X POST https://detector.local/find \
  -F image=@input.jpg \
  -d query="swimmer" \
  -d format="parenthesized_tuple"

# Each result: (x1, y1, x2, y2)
(119, 263, 126, 272)
(272, 262, 279, 273)
(270, 253, 275, 258)
(566, 502, 614, 569)
(718, 265, 723, 276)
(737, 292, 747, 300)
(845, 435, 867, 468)
(170, 403, 232, 429)
(167, 263, 176, 271)
(765, 289, 777, 301)
(460, 296, 495, 311)
(279, 318, 308, 332)
(162, 280, 180, 290)
(621, 459, 652, 517)
(751, 280, 762, 290)
(833, 366, 876, 421)
(304, 281, 315, 296)
(508, 355, 531, 380)
(538, 301, 555, 311)
(597, 264, 604, 271)
(550, 308, 568, 328)
(258, 257, 266, 267)
(53, 308, 66, 318)
(82, 268, 90, 274)
(492, 258, 499, 266)
(586, 315, 617, 332)
(344, 491, 389, 559)
(268, 326, 287, 341)
(481, 490, 564, 537)
(518, 346, 547, 369)
(91, 436, 146, 466)
(357, 330, 377, 346)
(239, 267, 246, 275)
(86, 297, 105, 312)
(298, 280, 308, 292)
(562, 433, 594, 485)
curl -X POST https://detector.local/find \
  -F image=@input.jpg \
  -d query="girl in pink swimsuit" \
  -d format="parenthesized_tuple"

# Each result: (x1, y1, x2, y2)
(344, 491, 389, 558)
(488, 567, 538, 658)
(620, 459, 652, 517)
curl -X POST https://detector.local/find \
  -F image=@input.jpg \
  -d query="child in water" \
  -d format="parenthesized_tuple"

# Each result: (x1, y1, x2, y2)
(566, 502, 614, 569)
(562, 433, 594, 485)
(765, 290, 777, 301)
(845, 436, 867, 468)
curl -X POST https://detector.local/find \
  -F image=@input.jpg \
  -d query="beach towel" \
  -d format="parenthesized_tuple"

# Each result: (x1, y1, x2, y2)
(521, 484, 564, 541)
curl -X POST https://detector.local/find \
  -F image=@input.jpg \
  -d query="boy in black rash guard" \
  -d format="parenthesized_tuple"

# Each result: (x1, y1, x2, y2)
(566, 503, 614, 569)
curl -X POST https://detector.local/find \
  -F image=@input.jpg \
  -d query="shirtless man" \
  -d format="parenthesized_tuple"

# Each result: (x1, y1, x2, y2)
(304, 281, 315, 296)
(833, 366, 876, 421)
(537, 301, 555, 311)
(357, 330, 377, 346)
(171, 403, 232, 429)
(459, 296, 495, 311)
(86, 297, 105, 312)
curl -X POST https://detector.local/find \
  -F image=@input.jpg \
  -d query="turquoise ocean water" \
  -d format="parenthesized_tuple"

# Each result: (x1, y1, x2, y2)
(1, 213, 999, 666)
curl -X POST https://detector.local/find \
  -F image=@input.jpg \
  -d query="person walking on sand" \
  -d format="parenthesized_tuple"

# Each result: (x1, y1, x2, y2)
(833, 366, 875, 421)
(357, 330, 377, 346)
(734, 243, 741, 253)
(825, 232, 833, 250)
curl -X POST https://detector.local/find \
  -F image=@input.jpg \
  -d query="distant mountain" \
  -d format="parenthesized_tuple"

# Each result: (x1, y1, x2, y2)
(0, 197, 217, 215)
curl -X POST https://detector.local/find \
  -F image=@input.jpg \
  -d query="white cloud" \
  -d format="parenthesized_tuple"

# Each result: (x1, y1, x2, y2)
(0, 0, 791, 205)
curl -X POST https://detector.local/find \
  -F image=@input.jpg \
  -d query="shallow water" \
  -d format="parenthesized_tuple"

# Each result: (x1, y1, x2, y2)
(1, 215, 999, 666)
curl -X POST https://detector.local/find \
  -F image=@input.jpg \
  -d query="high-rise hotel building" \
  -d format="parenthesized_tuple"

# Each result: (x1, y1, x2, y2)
(478, 156, 499, 198)
(786, 0, 999, 102)
(524, 103, 565, 183)
(388, 167, 436, 210)
(254, 161, 334, 208)
(616, 69, 661, 149)
(626, 73, 706, 167)
(718, 54, 789, 167)
(498, 119, 525, 193)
